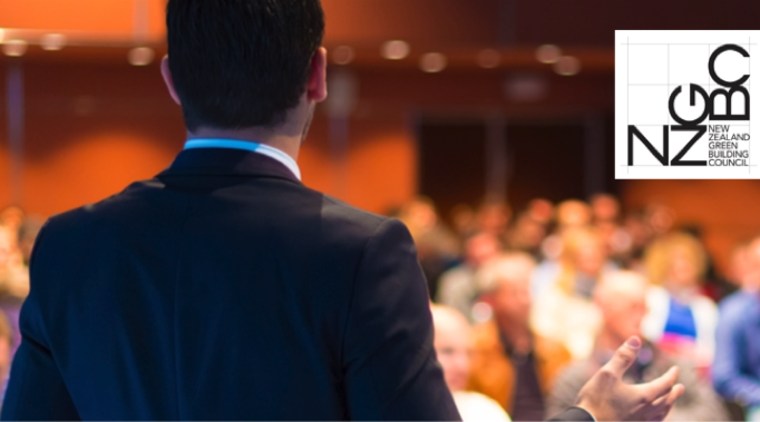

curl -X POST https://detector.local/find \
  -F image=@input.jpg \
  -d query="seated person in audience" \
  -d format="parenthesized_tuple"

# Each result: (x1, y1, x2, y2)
(469, 253, 572, 421)
(642, 232, 718, 372)
(713, 236, 760, 421)
(0, 226, 27, 355)
(547, 271, 728, 421)
(0, 311, 13, 411)
(476, 200, 512, 240)
(532, 227, 613, 359)
(589, 193, 632, 267)
(531, 199, 592, 296)
(396, 196, 461, 298)
(0, 312, 12, 381)
(431, 304, 511, 422)
(437, 231, 501, 321)
(0, 226, 28, 299)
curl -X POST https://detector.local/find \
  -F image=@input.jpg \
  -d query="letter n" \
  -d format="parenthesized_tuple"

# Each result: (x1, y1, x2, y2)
(628, 125, 669, 166)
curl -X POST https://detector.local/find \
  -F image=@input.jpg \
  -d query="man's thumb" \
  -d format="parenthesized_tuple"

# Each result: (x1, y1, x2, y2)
(603, 336, 641, 377)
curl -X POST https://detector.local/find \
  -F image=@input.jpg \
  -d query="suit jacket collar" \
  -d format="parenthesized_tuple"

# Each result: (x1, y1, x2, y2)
(157, 148, 301, 184)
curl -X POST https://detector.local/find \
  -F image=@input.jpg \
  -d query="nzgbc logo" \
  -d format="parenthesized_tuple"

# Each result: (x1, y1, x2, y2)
(616, 31, 759, 179)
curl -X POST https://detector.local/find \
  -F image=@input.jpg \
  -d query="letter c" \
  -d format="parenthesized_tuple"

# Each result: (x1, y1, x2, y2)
(709, 44, 750, 87)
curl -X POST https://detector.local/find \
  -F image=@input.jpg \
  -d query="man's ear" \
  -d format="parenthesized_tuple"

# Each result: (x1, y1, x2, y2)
(306, 47, 328, 103)
(160, 56, 182, 105)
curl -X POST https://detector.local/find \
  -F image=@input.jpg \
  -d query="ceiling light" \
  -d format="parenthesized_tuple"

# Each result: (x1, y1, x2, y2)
(40, 33, 66, 51)
(0, 28, 5, 43)
(420, 52, 447, 73)
(381, 40, 410, 60)
(554, 55, 581, 76)
(332, 45, 355, 65)
(477, 49, 501, 69)
(128, 46, 155, 66)
(536, 44, 562, 64)
(3, 40, 28, 57)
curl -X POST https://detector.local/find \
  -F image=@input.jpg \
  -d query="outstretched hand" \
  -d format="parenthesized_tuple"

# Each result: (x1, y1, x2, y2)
(575, 336, 685, 421)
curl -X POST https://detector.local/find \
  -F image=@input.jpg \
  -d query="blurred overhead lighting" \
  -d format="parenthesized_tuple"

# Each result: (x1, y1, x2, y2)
(332, 45, 355, 65)
(420, 52, 447, 73)
(477, 49, 501, 69)
(2, 40, 28, 57)
(536, 44, 562, 64)
(0, 28, 5, 43)
(40, 33, 66, 51)
(381, 40, 410, 60)
(554, 55, 581, 76)
(128, 46, 154, 66)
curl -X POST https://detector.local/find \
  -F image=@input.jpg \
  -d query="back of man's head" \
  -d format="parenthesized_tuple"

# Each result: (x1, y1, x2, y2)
(166, 0, 325, 132)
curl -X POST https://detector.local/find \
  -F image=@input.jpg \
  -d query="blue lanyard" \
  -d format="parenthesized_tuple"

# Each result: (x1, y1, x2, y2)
(183, 138, 261, 152)
(182, 138, 302, 180)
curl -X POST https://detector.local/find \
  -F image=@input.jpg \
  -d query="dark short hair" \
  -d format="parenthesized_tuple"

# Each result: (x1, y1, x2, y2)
(166, 0, 325, 131)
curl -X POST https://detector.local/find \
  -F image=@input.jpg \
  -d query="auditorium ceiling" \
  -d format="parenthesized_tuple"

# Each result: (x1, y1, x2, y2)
(0, 0, 757, 74)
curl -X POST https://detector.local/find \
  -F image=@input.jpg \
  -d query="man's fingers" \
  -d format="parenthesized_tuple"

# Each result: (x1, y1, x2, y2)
(602, 336, 642, 378)
(639, 366, 680, 402)
(666, 383, 685, 405)
(648, 383, 685, 421)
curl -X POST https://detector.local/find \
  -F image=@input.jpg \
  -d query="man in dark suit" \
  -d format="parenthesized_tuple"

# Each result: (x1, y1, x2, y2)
(1, 0, 683, 420)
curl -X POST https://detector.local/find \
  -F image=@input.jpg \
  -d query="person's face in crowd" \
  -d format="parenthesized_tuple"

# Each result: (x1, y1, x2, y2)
(666, 247, 700, 290)
(0, 337, 11, 381)
(557, 200, 592, 229)
(0, 229, 14, 269)
(477, 203, 510, 235)
(574, 235, 607, 277)
(465, 233, 500, 268)
(511, 217, 547, 250)
(0, 207, 24, 232)
(527, 198, 554, 224)
(591, 194, 621, 223)
(406, 201, 438, 232)
(449, 204, 476, 237)
(432, 310, 472, 392)
(491, 274, 532, 329)
(646, 205, 675, 235)
(598, 274, 648, 341)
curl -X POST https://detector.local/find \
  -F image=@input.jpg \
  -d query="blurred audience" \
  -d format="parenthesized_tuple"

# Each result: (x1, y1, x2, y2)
(554, 199, 592, 231)
(713, 236, 760, 421)
(17, 216, 43, 267)
(0, 205, 35, 357)
(590, 193, 633, 266)
(0, 312, 13, 381)
(505, 204, 551, 259)
(449, 203, 478, 240)
(532, 227, 612, 359)
(547, 271, 728, 421)
(468, 253, 571, 421)
(396, 196, 460, 298)
(431, 304, 511, 422)
(436, 231, 501, 321)
(642, 232, 718, 372)
(0, 207, 24, 248)
(0, 226, 28, 299)
(476, 200, 511, 240)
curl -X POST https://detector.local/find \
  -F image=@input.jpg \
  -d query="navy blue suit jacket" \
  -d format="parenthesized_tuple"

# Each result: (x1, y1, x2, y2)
(2, 149, 461, 420)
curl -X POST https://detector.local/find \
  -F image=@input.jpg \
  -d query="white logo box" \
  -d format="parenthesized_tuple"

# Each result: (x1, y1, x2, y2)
(615, 30, 760, 179)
